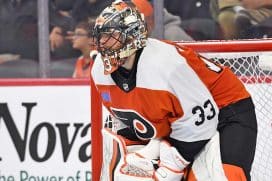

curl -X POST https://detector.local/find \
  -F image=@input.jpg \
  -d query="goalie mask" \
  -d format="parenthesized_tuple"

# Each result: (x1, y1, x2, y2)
(93, 0, 148, 74)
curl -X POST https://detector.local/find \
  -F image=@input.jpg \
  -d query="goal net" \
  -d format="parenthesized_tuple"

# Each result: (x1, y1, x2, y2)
(91, 39, 272, 181)
(181, 39, 272, 181)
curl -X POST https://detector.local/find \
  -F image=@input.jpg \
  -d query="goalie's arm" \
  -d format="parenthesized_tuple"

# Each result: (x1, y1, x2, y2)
(168, 137, 210, 162)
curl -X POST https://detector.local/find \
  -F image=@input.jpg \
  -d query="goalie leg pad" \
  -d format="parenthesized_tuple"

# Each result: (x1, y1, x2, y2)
(191, 131, 228, 181)
(100, 128, 127, 181)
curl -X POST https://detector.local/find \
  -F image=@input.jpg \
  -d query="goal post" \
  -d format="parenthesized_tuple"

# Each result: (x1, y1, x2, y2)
(91, 39, 272, 181)
(91, 78, 103, 181)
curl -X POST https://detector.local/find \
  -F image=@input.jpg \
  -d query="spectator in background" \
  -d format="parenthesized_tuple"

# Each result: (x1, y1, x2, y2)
(0, 0, 39, 60)
(164, 0, 220, 40)
(49, 0, 79, 59)
(71, 19, 97, 78)
(132, 0, 193, 41)
(236, 0, 272, 38)
(50, 0, 111, 56)
(0, 0, 77, 61)
(210, 0, 272, 39)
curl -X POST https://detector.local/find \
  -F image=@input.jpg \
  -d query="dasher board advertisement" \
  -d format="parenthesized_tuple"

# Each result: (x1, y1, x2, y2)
(0, 80, 91, 181)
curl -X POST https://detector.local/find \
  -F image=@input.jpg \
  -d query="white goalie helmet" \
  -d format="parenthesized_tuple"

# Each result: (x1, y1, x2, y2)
(93, 0, 148, 74)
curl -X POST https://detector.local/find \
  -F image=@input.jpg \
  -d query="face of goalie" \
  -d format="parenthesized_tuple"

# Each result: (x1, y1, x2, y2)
(98, 30, 123, 56)
(96, 28, 128, 74)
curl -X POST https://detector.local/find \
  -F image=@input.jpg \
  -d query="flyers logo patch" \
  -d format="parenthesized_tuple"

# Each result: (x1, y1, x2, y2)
(111, 108, 156, 140)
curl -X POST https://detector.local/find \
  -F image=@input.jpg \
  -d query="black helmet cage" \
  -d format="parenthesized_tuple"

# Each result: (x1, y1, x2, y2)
(94, 26, 127, 57)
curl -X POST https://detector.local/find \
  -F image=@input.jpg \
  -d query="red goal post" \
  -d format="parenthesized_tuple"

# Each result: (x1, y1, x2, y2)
(91, 39, 272, 181)
(180, 39, 272, 52)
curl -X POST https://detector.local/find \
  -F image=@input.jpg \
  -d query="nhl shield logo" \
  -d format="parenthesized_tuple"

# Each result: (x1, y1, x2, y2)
(122, 83, 129, 92)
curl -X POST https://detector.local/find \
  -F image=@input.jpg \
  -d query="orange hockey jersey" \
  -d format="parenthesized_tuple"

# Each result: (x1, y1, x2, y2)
(92, 38, 223, 143)
(165, 40, 250, 108)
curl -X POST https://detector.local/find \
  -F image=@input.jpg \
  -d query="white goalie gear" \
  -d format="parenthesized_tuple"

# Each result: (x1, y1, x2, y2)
(101, 127, 227, 181)
(100, 128, 156, 181)
(190, 131, 228, 181)
(154, 140, 189, 181)
(154, 132, 228, 181)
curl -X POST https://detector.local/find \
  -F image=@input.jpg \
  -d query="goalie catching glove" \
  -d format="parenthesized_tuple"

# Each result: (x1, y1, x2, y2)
(101, 128, 189, 181)
(101, 128, 156, 181)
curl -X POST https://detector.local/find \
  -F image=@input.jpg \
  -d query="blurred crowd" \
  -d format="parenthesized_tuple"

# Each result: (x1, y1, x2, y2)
(0, 0, 272, 78)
